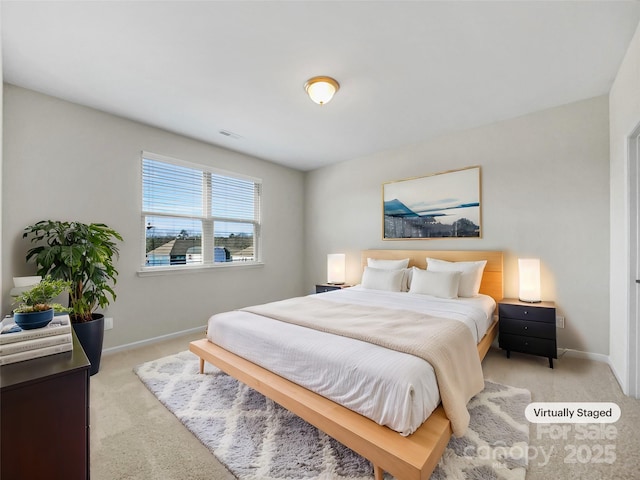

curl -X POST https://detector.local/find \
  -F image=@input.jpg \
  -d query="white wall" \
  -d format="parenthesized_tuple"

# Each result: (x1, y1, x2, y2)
(305, 96, 610, 356)
(0, 83, 616, 358)
(609, 21, 640, 395)
(2, 84, 306, 349)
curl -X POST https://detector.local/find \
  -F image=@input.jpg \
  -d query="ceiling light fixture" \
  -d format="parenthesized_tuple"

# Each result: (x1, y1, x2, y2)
(304, 76, 340, 105)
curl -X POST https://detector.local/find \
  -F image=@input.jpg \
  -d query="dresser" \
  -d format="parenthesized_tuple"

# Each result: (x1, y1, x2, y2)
(498, 298, 557, 368)
(1, 333, 91, 479)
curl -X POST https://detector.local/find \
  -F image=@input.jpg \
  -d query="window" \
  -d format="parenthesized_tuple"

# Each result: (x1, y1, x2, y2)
(141, 151, 261, 271)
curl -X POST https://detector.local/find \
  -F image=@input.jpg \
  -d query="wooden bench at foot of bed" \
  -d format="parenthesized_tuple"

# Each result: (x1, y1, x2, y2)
(189, 318, 498, 480)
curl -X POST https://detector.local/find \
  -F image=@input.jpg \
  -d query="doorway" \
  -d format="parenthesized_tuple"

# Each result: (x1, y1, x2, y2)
(629, 126, 640, 398)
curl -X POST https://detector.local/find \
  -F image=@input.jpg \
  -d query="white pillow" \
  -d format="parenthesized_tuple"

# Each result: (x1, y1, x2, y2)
(409, 268, 461, 299)
(426, 258, 487, 297)
(367, 258, 411, 291)
(361, 266, 404, 292)
(367, 258, 410, 270)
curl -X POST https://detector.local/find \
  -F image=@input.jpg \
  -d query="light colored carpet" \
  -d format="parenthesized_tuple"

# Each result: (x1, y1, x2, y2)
(134, 350, 530, 480)
(90, 333, 640, 480)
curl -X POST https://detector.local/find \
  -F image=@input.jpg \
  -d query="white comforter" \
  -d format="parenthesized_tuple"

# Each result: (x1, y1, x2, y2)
(206, 286, 495, 435)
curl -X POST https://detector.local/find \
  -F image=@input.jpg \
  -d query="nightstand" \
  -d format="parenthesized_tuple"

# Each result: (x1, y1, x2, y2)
(315, 284, 352, 294)
(498, 298, 557, 368)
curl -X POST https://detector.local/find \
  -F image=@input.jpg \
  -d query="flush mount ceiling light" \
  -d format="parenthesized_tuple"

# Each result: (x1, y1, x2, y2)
(304, 76, 340, 105)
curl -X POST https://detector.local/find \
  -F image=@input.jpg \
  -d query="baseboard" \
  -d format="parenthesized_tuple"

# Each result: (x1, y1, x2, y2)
(607, 360, 629, 395)
(102, 325, 205, 355)
(557, 348, 609, 363)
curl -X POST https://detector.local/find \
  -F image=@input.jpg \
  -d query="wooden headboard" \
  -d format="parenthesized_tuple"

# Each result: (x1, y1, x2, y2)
(361, 250, 504, 302)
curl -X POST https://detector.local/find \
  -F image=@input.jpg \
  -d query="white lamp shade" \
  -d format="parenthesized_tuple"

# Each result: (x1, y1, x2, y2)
(10, 276, 42, 297)
(304, 76, 339, 105)
(518, 258, 541, 303)
(327, 253, 346, 284)
(307, 82, 335, 104)
(13, 276, 42, 288)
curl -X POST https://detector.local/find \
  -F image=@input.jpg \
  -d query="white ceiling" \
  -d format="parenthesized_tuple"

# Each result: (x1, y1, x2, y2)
(3, 1, 640, 171)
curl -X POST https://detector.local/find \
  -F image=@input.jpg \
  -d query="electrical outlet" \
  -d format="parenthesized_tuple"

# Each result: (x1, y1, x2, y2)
(104, 317, 114, 330)
(556, 315, 565, 328)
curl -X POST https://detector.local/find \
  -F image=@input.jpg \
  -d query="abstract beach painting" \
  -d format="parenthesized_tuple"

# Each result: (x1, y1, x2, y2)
(383, 166, 481, 239)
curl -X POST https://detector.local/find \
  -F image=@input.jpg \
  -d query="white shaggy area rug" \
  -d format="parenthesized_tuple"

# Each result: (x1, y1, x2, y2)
(135, 350, 530, 480)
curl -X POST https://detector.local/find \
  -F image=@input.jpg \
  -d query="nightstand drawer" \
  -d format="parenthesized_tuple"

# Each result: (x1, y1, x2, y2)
(315, 284, 351, 294)
(500, 318, 555, 339)
(499, 303, 555, 323)
(316, 284, 338, 293)
(499, 333, 557, 358)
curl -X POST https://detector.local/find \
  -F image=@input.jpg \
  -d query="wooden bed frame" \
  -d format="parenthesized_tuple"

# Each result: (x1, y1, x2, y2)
(190, 250, 503, 480)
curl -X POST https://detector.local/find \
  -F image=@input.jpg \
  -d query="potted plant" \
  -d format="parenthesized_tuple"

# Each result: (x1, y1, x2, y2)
(23, 220, 123, 375)
(12, 277, 71, 330)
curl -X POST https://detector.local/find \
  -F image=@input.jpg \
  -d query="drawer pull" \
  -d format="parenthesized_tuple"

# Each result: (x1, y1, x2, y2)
(524, 310, 528, 315)
(524, 326, 528, 330)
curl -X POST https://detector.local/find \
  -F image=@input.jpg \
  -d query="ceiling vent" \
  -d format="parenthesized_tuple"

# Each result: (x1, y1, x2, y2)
(219, 130, 242, 140)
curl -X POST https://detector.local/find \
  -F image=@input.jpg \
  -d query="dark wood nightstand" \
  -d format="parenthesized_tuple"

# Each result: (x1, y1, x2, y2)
(315, 284, 352, 294)
(498, 298, 557, 368)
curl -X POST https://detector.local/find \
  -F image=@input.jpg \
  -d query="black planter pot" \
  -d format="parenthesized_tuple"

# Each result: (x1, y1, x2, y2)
(72, 314, 104, 376)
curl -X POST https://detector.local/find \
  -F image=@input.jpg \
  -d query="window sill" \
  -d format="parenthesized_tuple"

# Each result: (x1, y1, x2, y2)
(137, 261, 264, 277)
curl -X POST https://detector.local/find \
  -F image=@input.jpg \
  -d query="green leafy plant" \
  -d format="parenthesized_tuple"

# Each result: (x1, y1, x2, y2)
(13, 276, 71, 314)
(23, 220, 123, 323)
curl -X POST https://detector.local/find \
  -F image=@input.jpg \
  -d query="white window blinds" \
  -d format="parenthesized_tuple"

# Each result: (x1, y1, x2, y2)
(141, 152, 261, 269)
(211, 174, 260, 222)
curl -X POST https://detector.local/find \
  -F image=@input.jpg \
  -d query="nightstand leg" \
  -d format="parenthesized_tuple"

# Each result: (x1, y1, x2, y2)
(549, 357, 553, 369)
(506, 350, 511, 359)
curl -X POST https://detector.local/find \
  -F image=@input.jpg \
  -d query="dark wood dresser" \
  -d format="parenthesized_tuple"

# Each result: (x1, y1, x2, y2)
(1, 332, 90, 479)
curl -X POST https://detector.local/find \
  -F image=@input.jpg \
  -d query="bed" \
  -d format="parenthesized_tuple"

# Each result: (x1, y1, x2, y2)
(190, 249, 503, 479)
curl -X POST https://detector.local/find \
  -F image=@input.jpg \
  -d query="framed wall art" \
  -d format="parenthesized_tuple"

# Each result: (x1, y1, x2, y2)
(383, 166, 481, 240)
